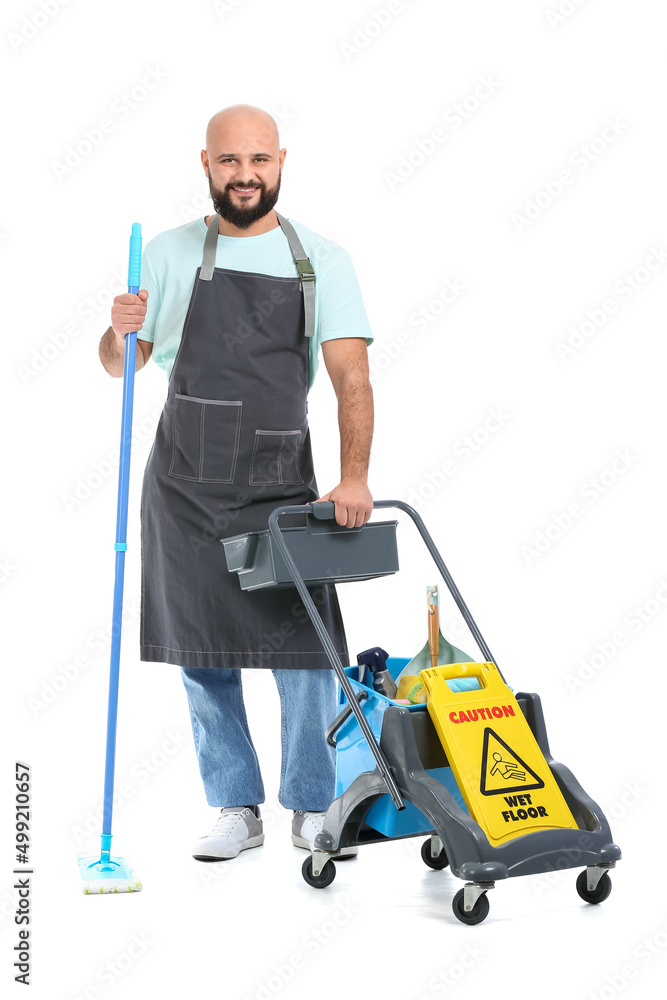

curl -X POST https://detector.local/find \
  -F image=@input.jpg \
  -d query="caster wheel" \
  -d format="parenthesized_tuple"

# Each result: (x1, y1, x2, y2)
(576, 870, 612, 904)
(421, 839, 449, 871)
(452, 887, 490, 925)
(302, 856, 336, 889)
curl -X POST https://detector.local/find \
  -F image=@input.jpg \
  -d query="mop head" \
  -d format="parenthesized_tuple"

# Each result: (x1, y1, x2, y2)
(77, 851, 143, 895)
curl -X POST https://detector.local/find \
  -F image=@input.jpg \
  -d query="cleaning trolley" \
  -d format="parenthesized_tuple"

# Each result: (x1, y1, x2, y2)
(222, 499, 621, 924)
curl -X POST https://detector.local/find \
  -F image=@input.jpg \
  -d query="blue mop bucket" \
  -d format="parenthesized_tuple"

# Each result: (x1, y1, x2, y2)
(333, 656, 469, 837)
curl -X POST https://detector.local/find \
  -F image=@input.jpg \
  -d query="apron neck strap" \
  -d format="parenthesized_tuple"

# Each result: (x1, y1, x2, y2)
(199, 212, 316, 339)
(200, 213, 222, 281)
(276, 212, 315, 339)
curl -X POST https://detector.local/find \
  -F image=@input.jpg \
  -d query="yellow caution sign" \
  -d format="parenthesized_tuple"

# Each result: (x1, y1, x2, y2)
(420, 662, 578, 846)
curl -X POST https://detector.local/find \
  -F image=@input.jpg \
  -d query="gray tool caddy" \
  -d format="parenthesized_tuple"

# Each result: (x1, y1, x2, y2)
(222, 499, 621, 924)
(222, 507, 399, 590)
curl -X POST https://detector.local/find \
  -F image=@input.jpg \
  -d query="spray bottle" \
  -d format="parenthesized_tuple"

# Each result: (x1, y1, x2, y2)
(356, 646, 397, 700)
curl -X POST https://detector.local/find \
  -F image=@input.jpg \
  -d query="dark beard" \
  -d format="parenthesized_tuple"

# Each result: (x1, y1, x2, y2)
(208, 172, 281, 229)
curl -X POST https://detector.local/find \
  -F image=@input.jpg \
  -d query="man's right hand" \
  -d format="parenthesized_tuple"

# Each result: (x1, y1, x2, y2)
(111, 289, 149, 345)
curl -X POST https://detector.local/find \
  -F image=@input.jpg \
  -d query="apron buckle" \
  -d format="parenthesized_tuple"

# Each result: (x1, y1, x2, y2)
(295, 258, 315, 288)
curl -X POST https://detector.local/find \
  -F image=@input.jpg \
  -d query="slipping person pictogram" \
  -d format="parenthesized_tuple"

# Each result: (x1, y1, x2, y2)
(479, 728, 545, 796)
(489, 752, 526, 782)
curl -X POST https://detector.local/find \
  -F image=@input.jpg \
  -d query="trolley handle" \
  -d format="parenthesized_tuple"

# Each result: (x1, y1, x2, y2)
(309, 500, 336, 520)
(269, 498, 500, 680)
(325, 689, 369, 748)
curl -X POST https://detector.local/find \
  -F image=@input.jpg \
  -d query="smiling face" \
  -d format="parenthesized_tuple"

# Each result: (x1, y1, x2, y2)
(202, 106, 286, 230)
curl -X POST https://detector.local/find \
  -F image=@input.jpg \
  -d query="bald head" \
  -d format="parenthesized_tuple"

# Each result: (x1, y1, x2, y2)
(205, 104, 279, 152)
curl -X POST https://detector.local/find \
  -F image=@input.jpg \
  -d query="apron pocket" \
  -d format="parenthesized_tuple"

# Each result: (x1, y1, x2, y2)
(169, 394, 242, 483)
(249, 429, 304, 486)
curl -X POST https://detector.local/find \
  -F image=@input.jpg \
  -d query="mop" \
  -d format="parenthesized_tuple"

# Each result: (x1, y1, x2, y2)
(77, 223, 144, 894)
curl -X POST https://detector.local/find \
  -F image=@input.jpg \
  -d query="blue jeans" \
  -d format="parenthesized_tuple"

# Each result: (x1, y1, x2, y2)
(180, 666, 338, 811)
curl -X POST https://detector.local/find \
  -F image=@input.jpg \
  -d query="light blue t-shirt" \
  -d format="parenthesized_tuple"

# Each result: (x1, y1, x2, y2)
(138, 215, 374, 390)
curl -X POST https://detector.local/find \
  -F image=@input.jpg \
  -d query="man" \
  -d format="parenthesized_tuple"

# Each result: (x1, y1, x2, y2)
(99, 104, 375, 863)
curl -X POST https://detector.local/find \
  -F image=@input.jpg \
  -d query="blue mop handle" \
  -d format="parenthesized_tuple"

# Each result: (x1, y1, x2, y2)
(100, 223, 142, 864)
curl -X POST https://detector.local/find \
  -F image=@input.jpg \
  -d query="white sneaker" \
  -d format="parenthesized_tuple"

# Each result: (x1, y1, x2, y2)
(291, 810, 358, 858)
(192, 807, 264, 861)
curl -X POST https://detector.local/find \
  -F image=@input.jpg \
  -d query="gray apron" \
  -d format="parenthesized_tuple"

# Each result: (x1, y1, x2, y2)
(139, 213, 350, 670)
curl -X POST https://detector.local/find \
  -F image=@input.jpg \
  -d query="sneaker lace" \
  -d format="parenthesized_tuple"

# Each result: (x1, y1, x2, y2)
(210, 809, 247, 839)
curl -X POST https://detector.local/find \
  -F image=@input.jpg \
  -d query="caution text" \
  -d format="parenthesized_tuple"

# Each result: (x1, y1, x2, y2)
(448, 704, 515, 724)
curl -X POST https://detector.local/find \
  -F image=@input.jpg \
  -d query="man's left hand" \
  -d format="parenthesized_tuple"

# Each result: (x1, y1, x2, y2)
(314, 478, 374, 528)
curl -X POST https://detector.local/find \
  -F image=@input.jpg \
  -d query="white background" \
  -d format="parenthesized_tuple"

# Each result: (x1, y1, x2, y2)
(3, 1, 666, 998)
